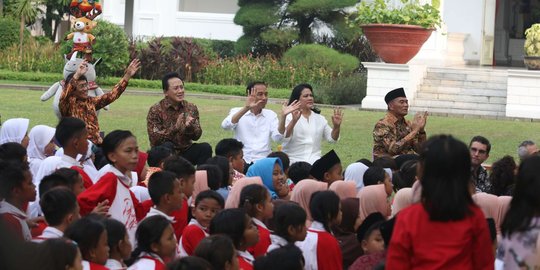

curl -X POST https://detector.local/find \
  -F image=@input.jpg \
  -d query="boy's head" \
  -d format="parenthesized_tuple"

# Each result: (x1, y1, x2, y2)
(215, 138, 244, 173)
(40, 187, 80, 228)
(52, 168, 85, 196)
(310, 150, 342, 184)
(147, 145, 173, 168)
(0, 160, 35, 203)
(288, 161, 312, 184)
(357, 212, 385, 255)
(0, 142, 27, 164)
(148, 171, 184, 213)
(55, 117, 88, 155)
(192, 190, 225, 228)
(254, 244, 304, 270)
(163, 156, 196, 198)
(268, 151, 290, 175)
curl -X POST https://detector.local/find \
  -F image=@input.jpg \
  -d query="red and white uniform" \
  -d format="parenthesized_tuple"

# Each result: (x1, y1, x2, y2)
(0, 201, 32, 241)
(267, 234, 288, 252)
(78, 166, 147, 246)
(82, 260, 109, 270)
(127, 252, 166, 270)
(298, 221, 343, 270)
(179, 219, 208, 257)
(59, 154, 94, 188)
(170, 198, 189, 240)
(105, 259, 126, 270)
(237, 250, 254, 270)
(247, 218, 271, 258)
(32, 226, 63, 242)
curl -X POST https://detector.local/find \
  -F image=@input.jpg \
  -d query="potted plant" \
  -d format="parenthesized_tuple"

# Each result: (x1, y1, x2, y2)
(524, 23, 540, 70)
(348, 0, 442, 64)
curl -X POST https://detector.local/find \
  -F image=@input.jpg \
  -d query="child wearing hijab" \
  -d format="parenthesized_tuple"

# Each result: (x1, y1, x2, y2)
(344, 162, 369, 192)
(224, 177, 263, 209)
(333, 197, 363, 269)
(289, 179, 327, 227)
(27, 125, 56, 185)
(246, 157, 288, 200)
(329, 180, 357, 200)
(357, 184, 391, 225)
(0, 118, 30, 147)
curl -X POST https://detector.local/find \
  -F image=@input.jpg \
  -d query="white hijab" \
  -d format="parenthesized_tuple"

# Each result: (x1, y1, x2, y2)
(27, 125, 56, 161)
(344, 162, 369, 192)
(0, 118, 29, 144)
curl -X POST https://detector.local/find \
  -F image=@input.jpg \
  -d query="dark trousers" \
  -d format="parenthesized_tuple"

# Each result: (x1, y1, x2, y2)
(179, 142, 213, 166)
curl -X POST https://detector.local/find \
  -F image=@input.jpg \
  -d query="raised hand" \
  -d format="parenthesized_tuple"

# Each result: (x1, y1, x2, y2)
(92, 199, 110, 217)
(123, 58, 141, 79)
(74, 60, 89, 79)
(291, 109, 301, 122)
(331, 108, 344, 127)
(411, 111, 427, 131)
(282, 100, 301, 116)
(245, 87, 265, 110)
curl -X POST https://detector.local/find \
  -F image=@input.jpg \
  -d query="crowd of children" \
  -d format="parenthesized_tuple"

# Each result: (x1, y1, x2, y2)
(2, 113, 540, 270)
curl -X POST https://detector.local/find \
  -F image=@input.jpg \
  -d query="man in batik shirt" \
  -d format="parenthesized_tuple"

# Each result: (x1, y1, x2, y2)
(372, 87, 428, 159)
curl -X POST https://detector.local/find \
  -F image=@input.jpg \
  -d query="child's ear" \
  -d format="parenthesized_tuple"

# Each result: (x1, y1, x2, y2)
(256, 203, 264, 213)
(88, 247, 97, 260)
(287, 225, 296, 237)
(361, 239, 368, 252)
(150, 242, 160, 254)
(323, 171, 331, 181)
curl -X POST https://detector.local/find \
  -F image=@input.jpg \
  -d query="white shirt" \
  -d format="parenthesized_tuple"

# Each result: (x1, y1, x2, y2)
(33, 226, 63, 242)
(145, 207, 175, 222)
(268, 234, 289, 252)
(0, 200, 32, 241)
(282, 112, 336, 164)
(221, 107, 283, 163)
(98, 164, 137, 186)
(105, 259, 126, 270)
(297, 221, 326, 270)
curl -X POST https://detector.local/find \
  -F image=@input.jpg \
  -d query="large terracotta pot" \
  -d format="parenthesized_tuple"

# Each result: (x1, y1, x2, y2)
(361, 24, 434, 64)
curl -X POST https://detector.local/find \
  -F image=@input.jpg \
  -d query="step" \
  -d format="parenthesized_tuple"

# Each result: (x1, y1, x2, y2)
(410, 106, 506, 118)
(424, 71, 508, 83)
(418, 85, 507, 97)
(421, 79, 507, 90)
(415, 92, 507, 104)
(412, 99, 506, 112)
(426, 67, 508, 76)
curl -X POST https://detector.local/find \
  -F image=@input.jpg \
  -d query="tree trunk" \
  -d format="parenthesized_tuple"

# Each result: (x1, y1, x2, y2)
(0, 0, 4, 17)
(19, 14, 24, 61)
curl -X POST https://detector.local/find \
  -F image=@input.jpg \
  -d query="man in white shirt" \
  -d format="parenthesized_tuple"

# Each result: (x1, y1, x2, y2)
(221, 82, 300, 164)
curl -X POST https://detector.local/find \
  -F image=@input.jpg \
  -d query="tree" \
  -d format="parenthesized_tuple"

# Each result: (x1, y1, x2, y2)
(14, 0, 41, 59)
(234, 0, 359, 56)
(42, 0, 70, 41)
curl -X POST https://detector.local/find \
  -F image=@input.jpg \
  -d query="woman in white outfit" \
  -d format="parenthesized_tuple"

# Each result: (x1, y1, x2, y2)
(281, 84, 343, 164)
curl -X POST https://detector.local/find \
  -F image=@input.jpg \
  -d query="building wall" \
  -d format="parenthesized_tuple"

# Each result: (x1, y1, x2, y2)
(443, 0, 483, 63)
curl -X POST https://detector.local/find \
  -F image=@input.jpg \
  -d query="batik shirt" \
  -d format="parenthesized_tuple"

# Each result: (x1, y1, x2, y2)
(372, 112, 426, 159)
(147, 98, 202, 154)
(473, 166, 490, 193)
(60, 77, 128, 145)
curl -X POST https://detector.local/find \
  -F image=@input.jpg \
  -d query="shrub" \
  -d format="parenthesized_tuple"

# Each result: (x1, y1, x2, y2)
(282, 44, 360, 75)
(0, 38, 64, 73)
(61, 20, 130, 77)
(315, 72, 367, 105)
(137, 37, 169, 80)
(0, 18, 23, 50)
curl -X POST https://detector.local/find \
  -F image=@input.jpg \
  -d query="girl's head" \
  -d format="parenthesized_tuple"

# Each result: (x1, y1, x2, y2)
(194, 235, 239, 270)
(309, 191, 341, 233)
(239, 184, 273, 220)
(396, 160, 417, 190)
(64, 216, 109, 265)
(336, 198, 360, 233)
(105, 218, 132, 261)
(196, 164, 222, 191)
(209, 208, 259, 250)
(489, 155, 517, 196)
(102, 130, 139, 174)
(27, 125, 56, 159)
(132, 215, 176, 262)
(246, 158, 287, 199)
(42, 238, 82, 270)
(192, 190, 225, 228)
(168, 257, 212, 270)
(289, 179, 327, 221)
(363, 167, 393, 195)
(205, 155, 232, 188)
(419, 135, 473, 221)
(273, 202, 307, 242)
(358, 184, 391, 224)
(0, 118, 30, 147)
(501, 155, 540, 236)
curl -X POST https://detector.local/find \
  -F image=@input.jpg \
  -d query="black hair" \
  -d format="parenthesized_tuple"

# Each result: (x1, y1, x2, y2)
(148, 171, 178, 205)
(272, 202, 307, 242)
(196, 164, 222, 191)
(162, 72, 183, 92)
(363, 166, 386, 187)
(51, 168, 82, 191)
(501, 156, 540, 237)
(204, 156, 230, 188)
(288, 83, 320, 114)
(147, 145, 173, 167)
(65, 72, 87, 84)
(420, 135, 473, 221)
(215, 138, 244, 158)
(487, 218, 496, 243)
(194, 234, 236, 270)
(489, 155, 516, 196)
(54, 117, 86, 148)
(129, 215, 172, 265)
(41, 238, 79, 270)
(253, 244, 304, 270)
(396, 160, 417, 190)
(356, 158, 373, 167)
(105, 218, 128, 253)
(195, 189, 225, 208)
(288, 161, 312, 184)
(209, 208, 248, 248)
(360, 220, 384, 241)
(64, 216, 106, 259)
(310, 191, 340, 233)
(163, 155, 196, 181)
(268, 151, 290, 172)
(102, 130, 135, 164)
(167, 256, 212, 270)
(372, 156, 398, 170)
(239, 184, 269, 217)
(40, 187, 77, 226)
(38, 173, 69, 198)
(246, 81, 267, 95)
(0, 160, 29, 199)
(0, 142, 26, 162)
(469, 135, 491, 154)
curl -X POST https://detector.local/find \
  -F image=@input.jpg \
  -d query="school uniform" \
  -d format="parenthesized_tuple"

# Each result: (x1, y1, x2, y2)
(60, 155, 94, 188)
(237, 250, 255, 270)
(127, 252, 166, 270)
(0, 201, 32, 241)
(247, 218, 271, 258)
(170, 198, 189, 240)
(82, 260, 110, 270)
(179, 219, 208, 257)
(78, 167, 147, 246)
(32, 226, 63, 242)
(105, 259, 126, 270)
(298, 221, 343, 270)
(267, 234, 288, 252)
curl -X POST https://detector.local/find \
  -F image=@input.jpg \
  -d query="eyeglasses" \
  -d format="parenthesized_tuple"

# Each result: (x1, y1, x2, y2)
(470, 147, 487, 155)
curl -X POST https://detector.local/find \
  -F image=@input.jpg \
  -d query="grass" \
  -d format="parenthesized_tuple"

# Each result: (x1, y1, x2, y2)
(1, 88, 540, 166)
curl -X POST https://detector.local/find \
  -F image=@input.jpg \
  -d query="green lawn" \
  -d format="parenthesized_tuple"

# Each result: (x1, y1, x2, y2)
(1, 88, 539, 166)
